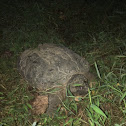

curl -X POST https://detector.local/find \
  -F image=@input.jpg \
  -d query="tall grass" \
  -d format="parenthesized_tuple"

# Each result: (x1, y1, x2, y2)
(0, 0, 126, 125)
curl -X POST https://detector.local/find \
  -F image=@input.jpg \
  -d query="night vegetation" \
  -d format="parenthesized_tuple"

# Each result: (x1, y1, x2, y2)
(0, 0, 126, 125)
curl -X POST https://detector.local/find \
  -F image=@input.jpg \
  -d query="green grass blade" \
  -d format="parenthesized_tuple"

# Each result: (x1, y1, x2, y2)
(94, 62, 101, 79)
(90, 104, 107, 118)
(120, 92, 126, 103)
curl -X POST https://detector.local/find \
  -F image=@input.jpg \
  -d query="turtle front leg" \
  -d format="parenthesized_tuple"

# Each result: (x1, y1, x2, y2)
(46, 89, 65, 114)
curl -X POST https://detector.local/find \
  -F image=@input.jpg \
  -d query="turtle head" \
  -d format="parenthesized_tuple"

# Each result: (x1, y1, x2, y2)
(67, 74, 89, 96)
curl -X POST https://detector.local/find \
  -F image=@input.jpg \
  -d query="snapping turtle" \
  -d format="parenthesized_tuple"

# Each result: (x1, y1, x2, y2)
(18, 43, 93, 114)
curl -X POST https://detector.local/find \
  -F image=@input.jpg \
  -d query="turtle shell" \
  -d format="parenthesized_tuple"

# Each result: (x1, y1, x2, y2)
(18, 43, 90, 90)
(18, 43, 93, 114)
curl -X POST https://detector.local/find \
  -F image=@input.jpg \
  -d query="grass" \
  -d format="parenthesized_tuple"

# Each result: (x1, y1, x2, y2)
(0, 0, 126, 125)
